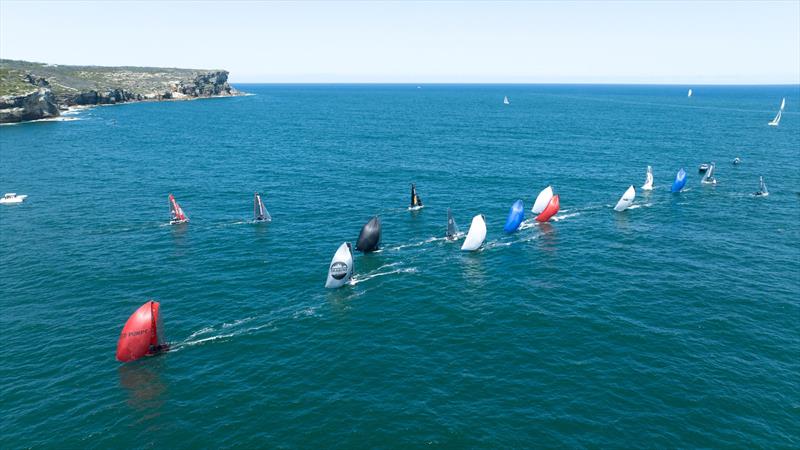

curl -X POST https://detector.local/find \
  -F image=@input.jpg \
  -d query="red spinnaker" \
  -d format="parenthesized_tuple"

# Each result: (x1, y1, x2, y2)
(535, 194, 560, 222)
(169, 194, 187, 222)
(116, 300, 164, 362)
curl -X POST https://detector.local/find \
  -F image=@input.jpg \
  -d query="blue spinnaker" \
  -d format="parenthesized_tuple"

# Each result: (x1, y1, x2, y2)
(503, 200, 525, 233)
(671, 168, 687, 192)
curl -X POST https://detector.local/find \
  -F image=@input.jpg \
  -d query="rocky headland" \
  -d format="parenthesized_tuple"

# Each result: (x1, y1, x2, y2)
(0, 59, 242, 124)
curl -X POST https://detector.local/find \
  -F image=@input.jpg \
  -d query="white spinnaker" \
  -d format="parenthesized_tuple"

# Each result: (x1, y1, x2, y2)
(613, 185, 636, 212)
(461, 214, 487, 251)
(325, 242, 353, 288)
(531, 186, 554, 214)
(642, 166, 654, 190)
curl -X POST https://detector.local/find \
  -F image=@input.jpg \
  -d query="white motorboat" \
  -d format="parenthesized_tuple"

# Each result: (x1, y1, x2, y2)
(0, 193, 27, 204)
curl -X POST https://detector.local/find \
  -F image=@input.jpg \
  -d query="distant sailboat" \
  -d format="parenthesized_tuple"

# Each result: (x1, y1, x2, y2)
(535, 195, 560, 222)
(325, 242, 354, 288)
(614, 186, 636, 212)
(671, 168, 687, 193)
(642, 166, 654, 191)
(409, 183, 424, 211)
(461, 214, 487, 251)
(688, 88, 693, 98)
(503, 200, 525, 233)
(754, 176, 769, 197)
(701, 162, 717, 185)
(446, 208, 461, 240)
(503, 96, 510, 105)
(768, 98, 785, 126)
(253, 192, 271, 222)
(532, 186, 554, 214)
(168, 194, 188, 224)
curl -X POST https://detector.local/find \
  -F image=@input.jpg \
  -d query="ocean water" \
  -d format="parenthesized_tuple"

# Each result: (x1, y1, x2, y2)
(1, 84, 798, 448)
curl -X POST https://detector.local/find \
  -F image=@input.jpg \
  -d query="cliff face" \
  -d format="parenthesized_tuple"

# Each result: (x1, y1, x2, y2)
(0, 88, 60, 123)
(0, 60, 241, 124)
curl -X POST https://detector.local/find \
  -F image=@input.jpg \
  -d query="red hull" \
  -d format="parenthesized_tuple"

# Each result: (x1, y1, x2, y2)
(535, 195, 560, 222)
(116, 301, 162, 362)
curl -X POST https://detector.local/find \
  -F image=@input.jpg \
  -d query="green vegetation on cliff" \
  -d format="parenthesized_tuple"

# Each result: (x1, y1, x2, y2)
(0, 59, 239, 123)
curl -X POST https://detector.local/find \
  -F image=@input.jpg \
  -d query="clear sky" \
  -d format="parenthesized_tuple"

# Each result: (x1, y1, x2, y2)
(1, 0, 798, 84)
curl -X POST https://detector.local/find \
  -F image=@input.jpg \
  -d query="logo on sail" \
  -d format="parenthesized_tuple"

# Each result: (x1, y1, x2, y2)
(329, 262, 349, 280)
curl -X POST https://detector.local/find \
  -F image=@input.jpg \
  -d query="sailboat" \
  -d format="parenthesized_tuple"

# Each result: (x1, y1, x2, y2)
(253, 192, 271, 222)
(325, 242, 354, 288)
(168, 194, 188, 224)
(461, 214, 487, 251)
(754, 176, 769, 197)
(446, 208, 461, 240)
(671, 168, 687, 193)
(409, 183, 424, 211)
(532, 186, 554, 214)
(356, 216, 381, 253)
(535, 195, 560, 222)
(116, 300, 169, 362)
(701, 162, 717, 185)
(641, 166, 654, 191)
(503, 200, 525, 233)
(768, 98, 785, 126)
(688, 88, 693, 98)
(614, 186, 636, 212)
(503, 96, 510, 105)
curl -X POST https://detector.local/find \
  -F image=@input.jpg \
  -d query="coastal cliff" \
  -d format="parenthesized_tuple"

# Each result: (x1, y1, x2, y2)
(0, 59, 241, 124)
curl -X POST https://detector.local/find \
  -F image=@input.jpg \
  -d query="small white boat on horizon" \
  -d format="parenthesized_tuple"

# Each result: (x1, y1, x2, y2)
(0, 193, 27, 204)
(688, 88, 693, 98)
(503, 96, 510, 105)
(768, 98, 785, 126)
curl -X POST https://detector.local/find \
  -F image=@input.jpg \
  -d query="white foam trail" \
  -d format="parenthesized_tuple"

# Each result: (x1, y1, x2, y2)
(387, 236, 442, 251)
(350, 267, 417, 285)
(627, 203, 652, 210)
(552, 212, 581, 222)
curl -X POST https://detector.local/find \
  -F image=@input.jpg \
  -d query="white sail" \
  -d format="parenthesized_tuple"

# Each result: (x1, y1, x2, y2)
(701, 163, 717, 184)
(613, 185, 636, 212)
(325, 242, 353, 288)
(531, 186, 554, 214)
(503, 96, 510, 105)
(769, 99, 785, 126)
(757, 176, 769, 196)
(461, 214, 487, 251)
(688, 89, 692, 98)
(642, 166, 654, 191)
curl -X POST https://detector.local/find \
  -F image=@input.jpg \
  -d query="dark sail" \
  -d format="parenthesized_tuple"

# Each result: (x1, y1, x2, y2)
(410, 184, 422, 208)
(355, 216, 381, 253)
(446, 208, 460, 239)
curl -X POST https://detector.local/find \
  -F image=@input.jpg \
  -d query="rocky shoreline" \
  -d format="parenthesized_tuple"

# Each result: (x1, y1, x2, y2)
(0, 60, 243, 124)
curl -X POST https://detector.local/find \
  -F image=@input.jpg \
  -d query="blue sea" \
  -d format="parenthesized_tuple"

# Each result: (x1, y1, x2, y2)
(1, 84, 798, 448)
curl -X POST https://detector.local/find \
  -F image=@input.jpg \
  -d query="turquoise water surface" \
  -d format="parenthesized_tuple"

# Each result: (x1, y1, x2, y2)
(1, 84, 799, 448)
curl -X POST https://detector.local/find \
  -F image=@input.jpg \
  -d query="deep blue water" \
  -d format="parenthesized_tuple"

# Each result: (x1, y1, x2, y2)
(1, 84, 799, 448)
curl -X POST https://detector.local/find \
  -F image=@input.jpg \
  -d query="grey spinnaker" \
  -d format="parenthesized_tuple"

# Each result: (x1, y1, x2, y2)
(356, 216, 381, 253)
(446, 208, 460, 240)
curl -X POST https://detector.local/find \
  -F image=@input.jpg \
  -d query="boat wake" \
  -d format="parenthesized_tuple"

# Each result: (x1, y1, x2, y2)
(349, 263, 417, 285)
(552, 212, 581, 222)
(171, 316, 273, 352)
(387, 236, 444, 251)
